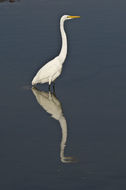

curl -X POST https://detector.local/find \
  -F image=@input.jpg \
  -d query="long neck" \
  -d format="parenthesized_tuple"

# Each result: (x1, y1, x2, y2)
(59, 19, 67, 63)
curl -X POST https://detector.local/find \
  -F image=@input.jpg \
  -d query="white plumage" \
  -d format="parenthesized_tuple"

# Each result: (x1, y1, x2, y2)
(32, 57, 62, 85)
(32, 15, 80, 87)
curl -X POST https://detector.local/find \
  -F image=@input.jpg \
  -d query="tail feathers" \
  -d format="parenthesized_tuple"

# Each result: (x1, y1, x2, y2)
(32, 77, 37, 85)
(32, 75, 48, 85)
(32, 81, 35, 85)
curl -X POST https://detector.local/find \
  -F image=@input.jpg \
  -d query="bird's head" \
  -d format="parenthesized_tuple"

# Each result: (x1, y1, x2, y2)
(61, 15, 80, 21)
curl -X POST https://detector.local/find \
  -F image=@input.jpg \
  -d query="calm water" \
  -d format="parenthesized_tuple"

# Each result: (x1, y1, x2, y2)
(0, 0, 126, 189)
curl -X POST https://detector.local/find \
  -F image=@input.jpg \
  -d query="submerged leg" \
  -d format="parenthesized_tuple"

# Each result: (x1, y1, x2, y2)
(53, 81, 56, 95)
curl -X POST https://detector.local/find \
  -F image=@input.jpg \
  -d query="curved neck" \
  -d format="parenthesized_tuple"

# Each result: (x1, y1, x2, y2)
(59, 19, 67, 63)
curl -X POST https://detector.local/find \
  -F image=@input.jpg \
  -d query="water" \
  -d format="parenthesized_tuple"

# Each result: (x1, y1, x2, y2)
(0, 0, 126, 189)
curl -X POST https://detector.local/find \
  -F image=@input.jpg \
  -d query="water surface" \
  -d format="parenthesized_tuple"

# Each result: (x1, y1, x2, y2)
(0, 0, 126, 189)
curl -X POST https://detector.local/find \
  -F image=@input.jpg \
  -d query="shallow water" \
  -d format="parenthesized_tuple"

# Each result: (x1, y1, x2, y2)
(0, 0, 126, 189)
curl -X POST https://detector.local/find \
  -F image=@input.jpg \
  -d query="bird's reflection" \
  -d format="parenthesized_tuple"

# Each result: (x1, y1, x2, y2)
(32, 87, 76, 163)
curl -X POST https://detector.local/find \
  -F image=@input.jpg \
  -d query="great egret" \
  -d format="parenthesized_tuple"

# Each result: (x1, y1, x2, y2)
(32, 15, 80, 89)
(32, 87, 76, 163)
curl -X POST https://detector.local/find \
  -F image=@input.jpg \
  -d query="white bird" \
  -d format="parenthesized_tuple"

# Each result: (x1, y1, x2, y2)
(32, 15, 80, 89)
(32, 87, 76, 163)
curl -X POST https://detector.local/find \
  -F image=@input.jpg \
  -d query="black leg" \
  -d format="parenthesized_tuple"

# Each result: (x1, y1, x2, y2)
(48, 84, 51, 91)
(53, 82, 56, 96)
(53, 82, 55, 92)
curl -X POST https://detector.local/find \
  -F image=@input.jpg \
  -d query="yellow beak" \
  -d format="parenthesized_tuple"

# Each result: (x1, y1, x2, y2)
(67, 16, 80, 19)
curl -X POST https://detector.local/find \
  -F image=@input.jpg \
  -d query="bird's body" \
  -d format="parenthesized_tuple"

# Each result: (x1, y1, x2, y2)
(32, 15, 80, 87)
(32, 56, 62, 85)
